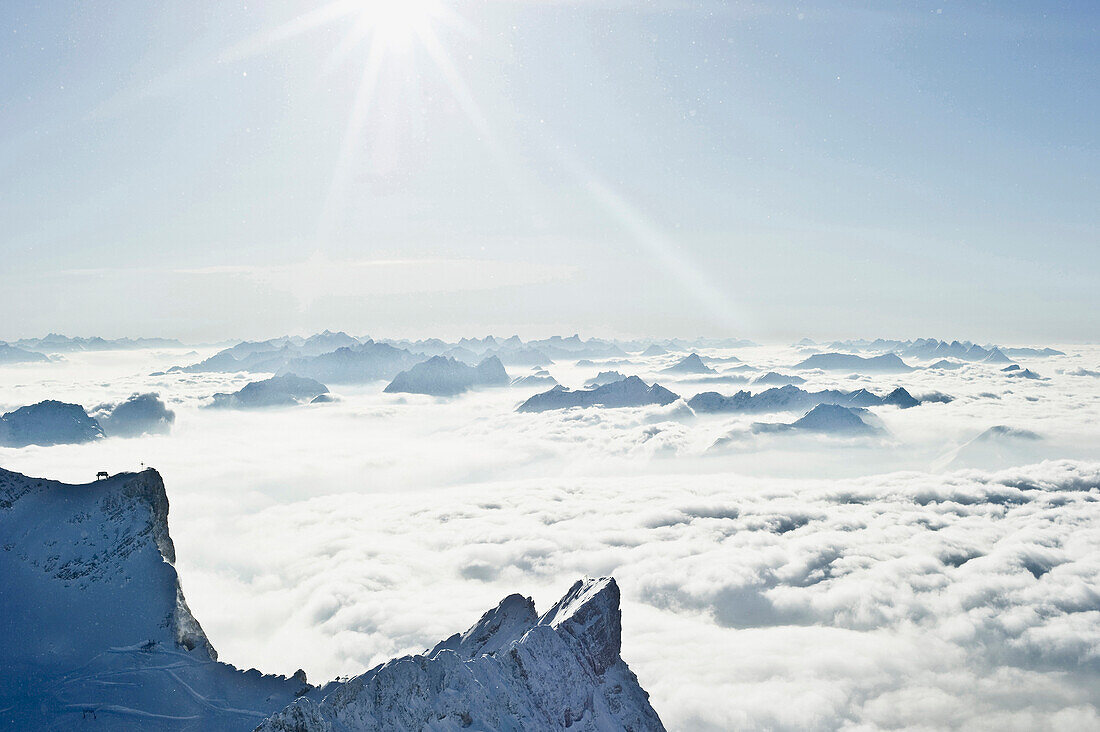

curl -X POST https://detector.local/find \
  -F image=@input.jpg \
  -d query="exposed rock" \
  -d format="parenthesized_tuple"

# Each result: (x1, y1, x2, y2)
(255, 578, 665, 732)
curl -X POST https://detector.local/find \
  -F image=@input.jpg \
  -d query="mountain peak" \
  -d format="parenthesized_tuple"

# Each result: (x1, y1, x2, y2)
(430, 592, 538, 660)
(256, 575, 664, 731)
(538, 576, 622, 676)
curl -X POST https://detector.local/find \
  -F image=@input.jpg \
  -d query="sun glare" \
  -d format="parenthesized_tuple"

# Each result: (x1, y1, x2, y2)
(351, 0, 444, 50)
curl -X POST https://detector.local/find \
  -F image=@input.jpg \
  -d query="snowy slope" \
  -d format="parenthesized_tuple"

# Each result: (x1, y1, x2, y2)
(255, 577, 665, 732)
(0, 468, 315, 730)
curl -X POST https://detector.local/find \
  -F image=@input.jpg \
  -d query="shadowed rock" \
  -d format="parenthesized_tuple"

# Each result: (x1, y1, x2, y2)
(255, 577, 665, 732)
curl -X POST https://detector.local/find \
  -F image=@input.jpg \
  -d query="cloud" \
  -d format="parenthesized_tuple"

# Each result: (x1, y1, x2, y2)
(52, 254, 578, 307)
(0, 342, 1098, 729)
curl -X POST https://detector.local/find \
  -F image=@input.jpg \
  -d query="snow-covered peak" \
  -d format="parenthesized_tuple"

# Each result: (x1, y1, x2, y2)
(256, 575, 664, 731)
(537, 577, 622, 676)
(430, 592, 538, 660)
(0, 468, 316, 728)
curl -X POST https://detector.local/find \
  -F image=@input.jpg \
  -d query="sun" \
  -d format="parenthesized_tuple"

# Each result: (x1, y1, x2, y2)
(348, 0, 445, 52)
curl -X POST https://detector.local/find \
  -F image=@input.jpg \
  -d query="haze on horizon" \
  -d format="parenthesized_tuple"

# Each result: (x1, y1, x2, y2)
(2, 0, 1097, 342)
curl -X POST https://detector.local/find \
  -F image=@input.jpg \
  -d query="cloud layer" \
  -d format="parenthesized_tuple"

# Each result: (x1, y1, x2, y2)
(0, 343, 1098, 729)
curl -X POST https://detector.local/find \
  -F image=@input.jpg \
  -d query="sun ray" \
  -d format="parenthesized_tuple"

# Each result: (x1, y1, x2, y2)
(316, 38, 388, 242)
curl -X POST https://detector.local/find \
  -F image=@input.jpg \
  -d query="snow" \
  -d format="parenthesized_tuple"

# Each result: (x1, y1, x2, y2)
(0, 468, 314, 730)
(255, 578, 664, 731)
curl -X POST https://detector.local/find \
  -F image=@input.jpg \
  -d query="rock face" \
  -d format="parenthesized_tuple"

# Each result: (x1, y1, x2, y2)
(255, 577, 665, 732)
(384, 356, 510, 397)
(0, 468, 313, 729)
(209, 374, 330, 408)
(518, 376, 679, 413)
(793, 353, 914, 373)
(661, 353, 715, 374)
(93, 393, 176, 437)
(0, 400, 105, 447)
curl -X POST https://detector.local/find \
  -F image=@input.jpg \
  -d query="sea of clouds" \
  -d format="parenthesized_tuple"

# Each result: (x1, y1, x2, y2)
(1, 343, 1098, 730)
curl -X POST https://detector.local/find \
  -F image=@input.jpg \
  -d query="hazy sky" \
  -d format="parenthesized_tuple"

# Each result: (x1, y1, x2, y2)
(2, 0, 1096, 342)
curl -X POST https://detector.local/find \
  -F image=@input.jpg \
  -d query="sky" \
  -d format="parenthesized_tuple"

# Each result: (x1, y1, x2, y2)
(1, 0, 1097, 342)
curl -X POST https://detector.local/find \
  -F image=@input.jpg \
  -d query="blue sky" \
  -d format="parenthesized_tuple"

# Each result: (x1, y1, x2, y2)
(1, 1, 1096, 342)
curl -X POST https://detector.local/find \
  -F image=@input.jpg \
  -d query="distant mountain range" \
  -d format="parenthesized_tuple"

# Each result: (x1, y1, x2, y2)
(8, 334, 184, 353)
(810, 338, 1064, 361)
(0, 343, 51, 364)
(518, 376, 679, 412)
(207, 374, 330, 408)
(793, 353, 914, 373)
(688, 384, 929, 414)
(0, 396, 176, 446)
(752, 404, 880, 436)
(384, 356, 510, 397)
